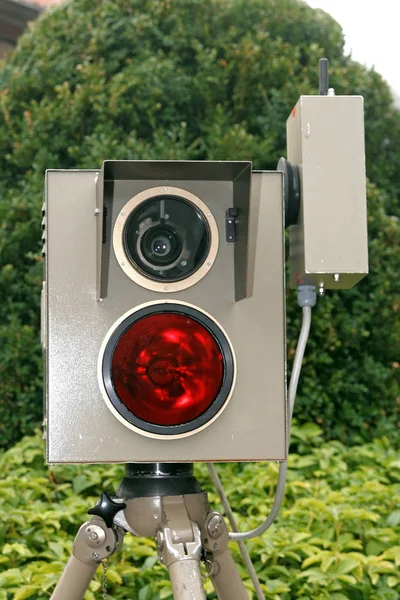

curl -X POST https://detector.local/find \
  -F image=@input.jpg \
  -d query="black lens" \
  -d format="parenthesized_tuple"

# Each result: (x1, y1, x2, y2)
(141, 226, 183, 267)
(153, 237, 170, 256)
(123, 195, 210, 282)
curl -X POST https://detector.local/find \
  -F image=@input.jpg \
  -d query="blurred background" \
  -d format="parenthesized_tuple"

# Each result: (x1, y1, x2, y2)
(0, 1, 399, 599)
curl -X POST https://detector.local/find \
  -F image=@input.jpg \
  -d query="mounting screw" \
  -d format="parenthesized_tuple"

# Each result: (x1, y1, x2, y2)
(85, 524, 106, 547)
(334, 273, 340, 282)
(318, 282, 325, 297)
(207, 515, 224, 539)
(94, 208, 100, 216)
(92, 551, 100, 560)
(164, 187, 168, 192)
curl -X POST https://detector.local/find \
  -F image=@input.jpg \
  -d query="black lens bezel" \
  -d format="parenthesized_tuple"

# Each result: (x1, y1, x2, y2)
(140, 225, 183, 267)
(102, 304, 235, 436)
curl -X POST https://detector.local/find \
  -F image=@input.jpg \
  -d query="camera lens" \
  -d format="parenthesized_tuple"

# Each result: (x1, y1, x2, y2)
(153, 237, 170, 256)
(141, 226, 183, 267)
(123, 195, 210, 282)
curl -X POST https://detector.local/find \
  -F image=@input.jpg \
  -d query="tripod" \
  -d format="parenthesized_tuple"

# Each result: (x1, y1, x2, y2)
(51, 463, 250, 600)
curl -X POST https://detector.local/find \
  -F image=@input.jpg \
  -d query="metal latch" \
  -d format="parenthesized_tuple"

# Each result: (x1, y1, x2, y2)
(225, 208, 238, 242)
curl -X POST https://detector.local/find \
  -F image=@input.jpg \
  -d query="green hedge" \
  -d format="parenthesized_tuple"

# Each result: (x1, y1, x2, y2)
(0, 426, 399, 599)
(0, 0, 400, 447)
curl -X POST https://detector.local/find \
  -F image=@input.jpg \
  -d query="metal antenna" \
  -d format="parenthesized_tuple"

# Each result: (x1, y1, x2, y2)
(319, 58, 329, 95)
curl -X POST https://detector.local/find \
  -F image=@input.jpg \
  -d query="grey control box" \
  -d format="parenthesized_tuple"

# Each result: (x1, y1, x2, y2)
(287, 95, 368, 289)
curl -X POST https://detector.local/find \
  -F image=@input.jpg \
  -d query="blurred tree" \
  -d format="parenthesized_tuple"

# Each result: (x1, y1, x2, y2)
(0, 0, 399, 447)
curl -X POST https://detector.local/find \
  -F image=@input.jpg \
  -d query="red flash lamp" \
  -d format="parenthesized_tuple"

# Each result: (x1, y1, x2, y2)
(100, 303, 235, 438)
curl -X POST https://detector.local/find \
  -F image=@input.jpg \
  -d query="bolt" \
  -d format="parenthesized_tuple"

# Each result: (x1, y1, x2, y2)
(207, 261, 211, 267)
(181, 260, 187, 267)
(85, 525, 106, 548)
(94, 208, 100, 215)
(164, 286, 169, 291)
(92, 551, 100, 560)
(207, 515, 224, 539)
(334, 273, 340, 282)
(164, 187, 168, 192)
(318, 283, 325, 297)
(327, 87, 336, 96)
(213, 543, 219, 550)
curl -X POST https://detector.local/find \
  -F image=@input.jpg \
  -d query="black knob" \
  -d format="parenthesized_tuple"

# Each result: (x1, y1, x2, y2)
(88, 493, 126, 529)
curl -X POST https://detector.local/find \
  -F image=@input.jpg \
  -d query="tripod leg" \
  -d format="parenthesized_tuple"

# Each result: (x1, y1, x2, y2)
(166, 528, 206, 600)
(203, 513, 249, 600)
(156, 496, 207, 600)
(51, 556, 98, 600)
(51, 516, 123, 600)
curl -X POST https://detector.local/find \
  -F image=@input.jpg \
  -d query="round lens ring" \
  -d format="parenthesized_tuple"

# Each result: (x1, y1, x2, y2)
(123, 195, 210, 282)
(113, 186, 220, 293)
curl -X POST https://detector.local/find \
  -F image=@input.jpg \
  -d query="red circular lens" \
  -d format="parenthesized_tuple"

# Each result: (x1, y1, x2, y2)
(111, 313, 224, 426)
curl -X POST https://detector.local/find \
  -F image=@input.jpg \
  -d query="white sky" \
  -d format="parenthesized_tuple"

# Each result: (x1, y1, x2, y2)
(307, 1, 400, 100)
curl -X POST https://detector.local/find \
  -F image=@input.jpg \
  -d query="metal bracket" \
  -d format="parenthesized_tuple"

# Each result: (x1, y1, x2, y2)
(73, 516, 123, 564)
(156, 496, 202, 567)
(157, 524, 202, 568)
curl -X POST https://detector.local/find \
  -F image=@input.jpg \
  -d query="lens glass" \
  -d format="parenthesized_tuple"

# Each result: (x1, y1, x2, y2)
(124, 196, 210, 282)
(111, 312, 224, 426)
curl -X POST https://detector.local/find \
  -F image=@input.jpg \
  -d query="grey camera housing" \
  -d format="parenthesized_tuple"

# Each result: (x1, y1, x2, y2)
(42, 161, 287, 463)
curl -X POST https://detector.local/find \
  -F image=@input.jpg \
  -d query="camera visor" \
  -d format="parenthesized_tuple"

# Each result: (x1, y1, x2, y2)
(124, 195, 210, 282)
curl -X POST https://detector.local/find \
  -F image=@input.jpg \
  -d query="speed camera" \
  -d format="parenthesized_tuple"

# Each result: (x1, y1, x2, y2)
(42, 95, 368, 464)
(42, 161, 287, 463)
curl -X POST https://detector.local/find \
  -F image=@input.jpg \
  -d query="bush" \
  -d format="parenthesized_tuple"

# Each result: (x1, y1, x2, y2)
(0, 0, 400, 446)
(0, 426, 399, 599)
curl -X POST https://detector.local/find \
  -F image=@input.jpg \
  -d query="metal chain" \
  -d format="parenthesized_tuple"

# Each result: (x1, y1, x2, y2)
(101, 558, 109, 600)
(201, 558, 214, 582)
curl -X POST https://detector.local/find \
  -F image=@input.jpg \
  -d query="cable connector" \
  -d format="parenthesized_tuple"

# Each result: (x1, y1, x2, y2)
(297, 285, 317, 308)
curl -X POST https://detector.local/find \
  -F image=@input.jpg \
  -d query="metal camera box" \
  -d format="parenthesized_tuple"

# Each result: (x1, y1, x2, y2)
(42, 161, 287, 463)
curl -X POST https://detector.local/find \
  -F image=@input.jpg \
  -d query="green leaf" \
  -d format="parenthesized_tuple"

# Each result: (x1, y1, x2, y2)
(0, 568, 24, 587)
(265, 579, 291, 593)
(139, 585, 153, 600)
(387, 511, 400, 527)
(72, 475, 92, 494)
(335, 558, 361, 574)
(2, 543, 33, 558)
(13, 586, 39, 600)
(142, 556, 158, 570)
